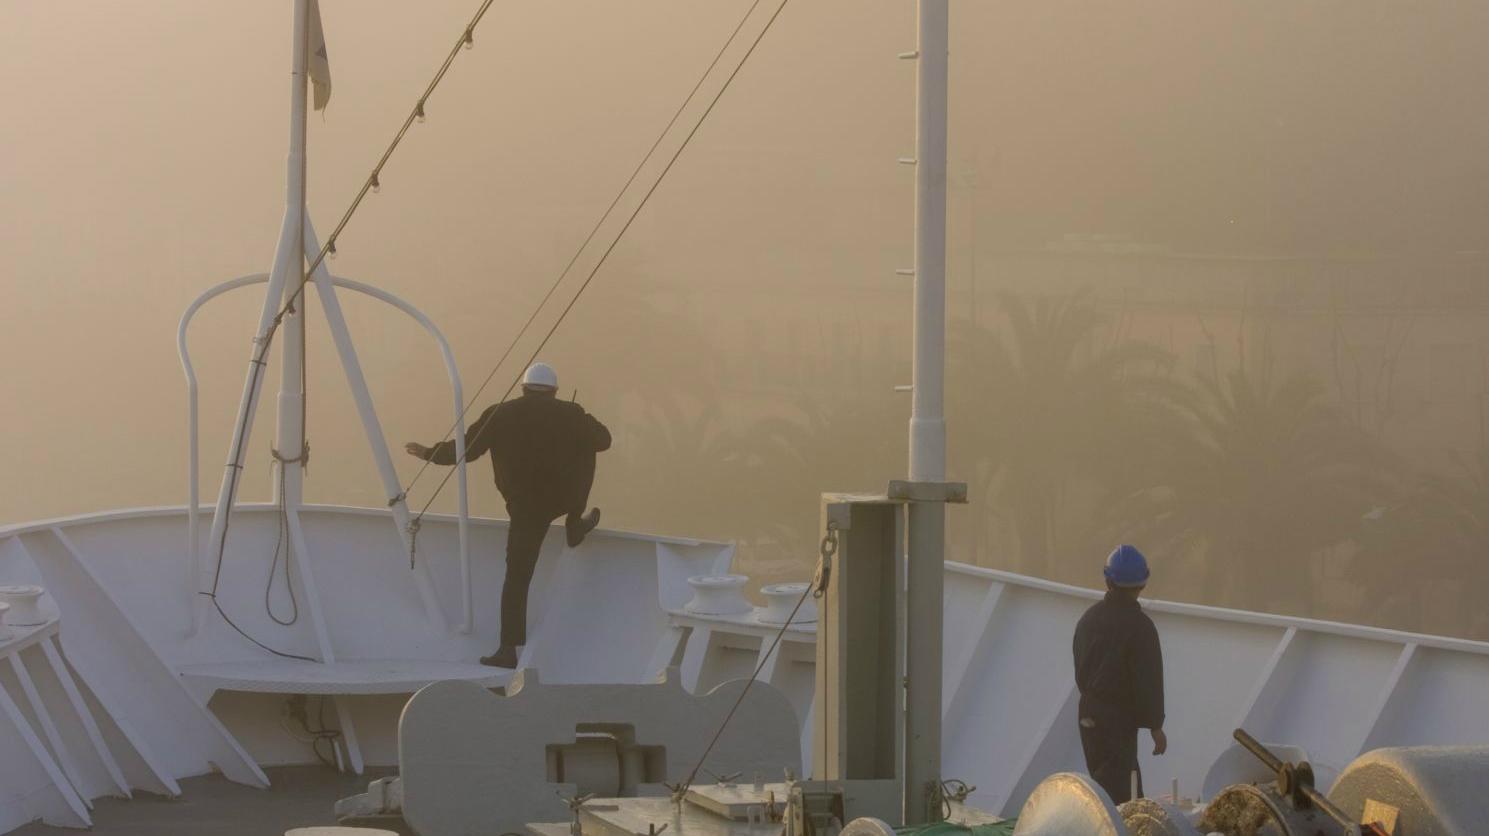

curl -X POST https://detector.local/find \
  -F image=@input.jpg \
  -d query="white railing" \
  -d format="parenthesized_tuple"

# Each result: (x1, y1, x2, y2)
(177, 274, 472, 635)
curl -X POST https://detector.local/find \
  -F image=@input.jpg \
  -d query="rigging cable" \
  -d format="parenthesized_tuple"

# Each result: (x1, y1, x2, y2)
(265, 288, 311, 629)
(675, 518, 829, 800)
(203, 0, 502, 658)
(265, 449, 302, 627)
(407, 0, 796, 536)
(398, 0, 769, 498)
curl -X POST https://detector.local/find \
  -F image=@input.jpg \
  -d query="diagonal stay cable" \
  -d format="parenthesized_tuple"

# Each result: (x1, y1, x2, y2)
(401, 0, 768, 496)
(205, 0, 502, 658)
(679, 578, 814, 798)
(411, 0, 794, 527)
(673, 525, 830, 798)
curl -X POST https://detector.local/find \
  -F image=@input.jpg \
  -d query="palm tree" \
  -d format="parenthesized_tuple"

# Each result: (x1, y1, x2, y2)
(611, 395, 754, 542)
(735, 386, 906, 562)
(1358, 449, 1489, 637)
(950, 290, 1185, 578)
(1110, 360, 1392, 613)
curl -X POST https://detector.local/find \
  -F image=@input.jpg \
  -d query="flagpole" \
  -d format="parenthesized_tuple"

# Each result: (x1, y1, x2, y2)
(267, 0, 338, 663)
(904, 0, 949, 823)
(273, 0, 310, 516)
(196, 0, 311, 637)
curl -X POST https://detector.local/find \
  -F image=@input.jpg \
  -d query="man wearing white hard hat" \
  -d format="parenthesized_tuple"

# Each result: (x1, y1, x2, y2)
(406, 362, 610, 668)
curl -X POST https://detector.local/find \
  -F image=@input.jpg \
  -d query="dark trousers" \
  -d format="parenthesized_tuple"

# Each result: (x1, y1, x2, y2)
(1079, 717, 1142, 804)
(498, 451, 597, 648)
(500, 513, 554, 648)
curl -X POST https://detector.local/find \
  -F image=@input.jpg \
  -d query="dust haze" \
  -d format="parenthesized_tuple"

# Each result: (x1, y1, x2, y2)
(2, 1, 1485, 639)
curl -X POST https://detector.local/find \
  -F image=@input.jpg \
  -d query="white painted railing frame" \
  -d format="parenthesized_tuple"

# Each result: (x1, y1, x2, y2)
(178, 270, 472, 637)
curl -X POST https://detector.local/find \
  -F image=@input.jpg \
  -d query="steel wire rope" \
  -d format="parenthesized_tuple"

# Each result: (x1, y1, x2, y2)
(399, 0, 768, 498)
(408, 0, 794, 535)
(677, 569, 815, 800)
(265, 307, 310, 629)
(204, 0, 502, 660)
(668, 521, 830, 807)
(265, 460, 301, 626)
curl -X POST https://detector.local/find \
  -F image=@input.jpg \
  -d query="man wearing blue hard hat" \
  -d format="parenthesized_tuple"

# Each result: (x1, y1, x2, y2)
(1072, 544, 1167, 804)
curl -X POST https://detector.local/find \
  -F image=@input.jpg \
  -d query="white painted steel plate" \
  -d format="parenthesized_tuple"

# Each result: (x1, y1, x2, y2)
(178, 659, 511, 694)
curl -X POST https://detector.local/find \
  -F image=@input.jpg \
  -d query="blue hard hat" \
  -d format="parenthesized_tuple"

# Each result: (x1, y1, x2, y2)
(1103, 544, 1150, 588)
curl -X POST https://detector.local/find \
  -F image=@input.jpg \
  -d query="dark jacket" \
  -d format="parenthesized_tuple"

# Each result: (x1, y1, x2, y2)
(427, 391, 611, 519)
(1072, 590, 1165, 730)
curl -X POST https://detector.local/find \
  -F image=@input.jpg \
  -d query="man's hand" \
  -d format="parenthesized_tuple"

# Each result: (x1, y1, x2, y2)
(404, 442, 432, 461)
(1151, 727, 1168, 756)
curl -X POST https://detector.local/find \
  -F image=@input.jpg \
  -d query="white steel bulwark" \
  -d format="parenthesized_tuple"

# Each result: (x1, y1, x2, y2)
(3, 502, 1489, 831)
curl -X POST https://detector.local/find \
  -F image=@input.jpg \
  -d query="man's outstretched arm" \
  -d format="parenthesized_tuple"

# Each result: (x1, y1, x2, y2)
(406, 404, 500, 465)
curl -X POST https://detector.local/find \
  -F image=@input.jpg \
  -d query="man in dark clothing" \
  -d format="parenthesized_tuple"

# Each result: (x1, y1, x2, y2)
(1072, 544, 1168, 804)
(405, 362, 610, 669)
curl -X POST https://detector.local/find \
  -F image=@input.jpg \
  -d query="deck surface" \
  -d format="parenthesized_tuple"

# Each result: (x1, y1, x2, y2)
(13, 766, 397, 836)
(178, 659, 511, 694)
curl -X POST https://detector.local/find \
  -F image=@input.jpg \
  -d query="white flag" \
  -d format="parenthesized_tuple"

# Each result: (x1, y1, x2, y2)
(308, 0, 332, 111)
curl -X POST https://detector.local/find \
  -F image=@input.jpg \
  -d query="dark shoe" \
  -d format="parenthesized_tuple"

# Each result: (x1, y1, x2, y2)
(479, 646, 519, 668)
(565, 508, 601, 548)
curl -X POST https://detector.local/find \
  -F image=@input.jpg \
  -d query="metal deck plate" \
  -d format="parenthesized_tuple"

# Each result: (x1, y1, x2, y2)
(579, 797, 783, 836)
(177, 659, 511, 695)
(684, 783, 790, 821)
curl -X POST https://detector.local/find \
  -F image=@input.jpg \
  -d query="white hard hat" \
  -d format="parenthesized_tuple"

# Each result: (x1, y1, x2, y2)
(522, 362, 558, 390)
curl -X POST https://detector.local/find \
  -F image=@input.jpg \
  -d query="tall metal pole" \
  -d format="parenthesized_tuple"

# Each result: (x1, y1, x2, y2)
(909, 0, 948, 484)
(904, 0, 948, 824)
(276, 0, 310, 514)
(198, 0, 311, 634)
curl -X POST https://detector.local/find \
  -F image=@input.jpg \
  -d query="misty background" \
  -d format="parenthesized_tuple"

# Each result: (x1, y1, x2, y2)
(2, 1, 1485, 639)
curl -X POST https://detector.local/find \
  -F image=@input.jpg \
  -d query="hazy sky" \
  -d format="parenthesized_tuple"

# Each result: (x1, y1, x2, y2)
(3, 0, 1486, 527)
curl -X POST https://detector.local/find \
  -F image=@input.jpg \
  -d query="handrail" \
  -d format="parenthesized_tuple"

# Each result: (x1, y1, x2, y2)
(178, 273, 266, 635)
(178, 274, 471, 635)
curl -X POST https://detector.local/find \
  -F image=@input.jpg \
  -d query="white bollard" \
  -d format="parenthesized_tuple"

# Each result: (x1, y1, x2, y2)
(683, 575, 752, 615)
(758, 583, 818, 624)
(0, 585, 45, 626)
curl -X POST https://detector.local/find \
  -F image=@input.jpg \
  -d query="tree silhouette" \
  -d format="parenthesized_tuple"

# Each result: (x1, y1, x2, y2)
(1110, 359, 1392, 613)
(737, 386, 905, 562)
(617, 396, 753, 541)
(1358, 448, 1488, 637)
(950, 290, 1185, 578)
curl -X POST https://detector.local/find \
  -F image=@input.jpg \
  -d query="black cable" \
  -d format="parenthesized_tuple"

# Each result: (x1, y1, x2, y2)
(399, 0, 769, 496)
(411, 0, 795, 528)
(265, 463, 301, 627)
(678, 576, 810, 796)
(200, 593, 318, 662)
(210, 351, 271, 600)
(289, 695, 343, 768)
(200, 341, 315, 660)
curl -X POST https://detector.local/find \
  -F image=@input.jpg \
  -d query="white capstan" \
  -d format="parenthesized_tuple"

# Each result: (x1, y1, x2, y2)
(522, 361, 558, 390)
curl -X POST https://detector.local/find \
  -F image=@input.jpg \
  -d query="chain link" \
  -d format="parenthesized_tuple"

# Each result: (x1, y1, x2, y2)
(813, 522, 837, 599)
